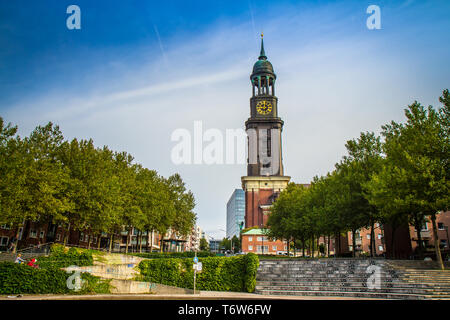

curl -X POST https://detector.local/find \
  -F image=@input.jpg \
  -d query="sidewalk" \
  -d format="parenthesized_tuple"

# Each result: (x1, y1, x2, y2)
(0, 291, 381, 300)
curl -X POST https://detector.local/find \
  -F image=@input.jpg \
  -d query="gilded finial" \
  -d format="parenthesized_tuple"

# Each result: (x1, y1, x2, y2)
(259, 33, 266, 60)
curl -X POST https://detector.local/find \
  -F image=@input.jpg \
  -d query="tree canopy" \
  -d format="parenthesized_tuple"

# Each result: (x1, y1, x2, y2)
(266, 89, 449, 264)
(0, 119, 197, 251)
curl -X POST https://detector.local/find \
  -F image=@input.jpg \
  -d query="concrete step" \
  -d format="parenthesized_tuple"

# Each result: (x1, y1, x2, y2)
(255, 289, 430, 300)
(256, 280, 450, 289)
(256, 260, 450, 300)
(255, 285, 443, 295)
(256, 274, 398, 280)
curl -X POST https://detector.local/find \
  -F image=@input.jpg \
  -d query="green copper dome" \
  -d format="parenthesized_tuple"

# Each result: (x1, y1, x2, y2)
(252, 59, 274, 74)
(251, 36, 276, 77)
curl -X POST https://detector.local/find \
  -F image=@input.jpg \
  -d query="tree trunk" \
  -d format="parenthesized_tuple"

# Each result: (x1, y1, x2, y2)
(12, 219, 26, 253)
(287, 239, 290, 257)
(390, 226, 396, 259)
(109, 233, 114, 253)
(139, 230, 143, 253)
(64, 222, 71, 246)
(97, 233, 101, 250)
(150, 230, 153, 253)
(327, 234, 331, 257)
(311, 235, 314, 258)
(414, 217, 424, 259)
(302, 236, 305, 257)
(352, 229, 356, 258)
(317, 235, 320, 257)
(431, 213, 444, 270)
(135, 230, 138, 253)
(337, 232, 341, 257)
(293, 238, 296, 257)
(369, 220, 375, 257)
(87, 232, 91, 250)
(125, 227, 130, 254)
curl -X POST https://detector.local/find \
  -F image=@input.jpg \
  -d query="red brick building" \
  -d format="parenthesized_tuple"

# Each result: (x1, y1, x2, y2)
(409, 211, 450, 253)
(0, 221, 163, 253)
(241, 228, 288, 254)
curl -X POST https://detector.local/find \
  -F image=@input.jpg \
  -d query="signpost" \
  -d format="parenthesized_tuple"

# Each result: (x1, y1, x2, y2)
(192, 250, 203, 295)
(193, 252, 198, 294)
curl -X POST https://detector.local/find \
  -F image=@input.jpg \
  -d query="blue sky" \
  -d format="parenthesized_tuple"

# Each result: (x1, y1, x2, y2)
(1, 0, 449, 239)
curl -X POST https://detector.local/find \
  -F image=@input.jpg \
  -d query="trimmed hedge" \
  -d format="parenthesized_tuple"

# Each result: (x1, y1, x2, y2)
(0, 262, 111, 294)
(129, 251, 215, 259)
(137, 253, 259, 292)
(0, 262, 70, 294)
(37, 246, 94, 269)
(0, 244, 111, 294)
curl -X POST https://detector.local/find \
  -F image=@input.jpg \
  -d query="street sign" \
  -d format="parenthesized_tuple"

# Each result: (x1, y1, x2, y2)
(193, 256, 198, 263)
(192, 262, 203, 272)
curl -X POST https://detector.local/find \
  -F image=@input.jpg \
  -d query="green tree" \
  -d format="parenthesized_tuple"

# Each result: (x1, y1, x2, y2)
(231, 235, 240, 253)
(199, 237, 209, 251)
(367, 90, 449, 268)
(220, 237, 231, 251)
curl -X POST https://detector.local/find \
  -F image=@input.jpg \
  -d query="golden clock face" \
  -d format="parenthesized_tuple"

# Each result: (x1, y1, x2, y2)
(256, 100, 272, 115)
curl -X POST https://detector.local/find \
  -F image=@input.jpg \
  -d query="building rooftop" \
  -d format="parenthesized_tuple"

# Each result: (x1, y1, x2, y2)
(241, 228, 270, 236)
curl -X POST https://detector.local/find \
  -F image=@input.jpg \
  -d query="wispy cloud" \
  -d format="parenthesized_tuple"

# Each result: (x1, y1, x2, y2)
(153, 24, 169, 67)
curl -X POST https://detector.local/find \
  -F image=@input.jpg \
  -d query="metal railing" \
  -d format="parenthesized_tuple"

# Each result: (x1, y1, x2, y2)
(17, 242, 54, 255)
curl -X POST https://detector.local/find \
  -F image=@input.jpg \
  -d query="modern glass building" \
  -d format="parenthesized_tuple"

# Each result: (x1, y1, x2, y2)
(226, 189, 245, 239)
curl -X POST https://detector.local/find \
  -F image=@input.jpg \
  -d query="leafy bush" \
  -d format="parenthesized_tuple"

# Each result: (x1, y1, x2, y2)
(78, 273, 112, 294)
(130, 251, 215, 259)
(243, 253, 259, 293)
(0, 262, 111, 294)
(0, 262, 70, 294)
(38, 246, 94, 269)
(0, 244, 111, 294)
(50, 243, 67, 254)
(137, 253, 259, 292)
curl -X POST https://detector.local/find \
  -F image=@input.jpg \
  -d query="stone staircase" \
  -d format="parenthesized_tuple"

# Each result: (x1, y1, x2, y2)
(255, 259, 450, 300)
(65, 253, 192, 294)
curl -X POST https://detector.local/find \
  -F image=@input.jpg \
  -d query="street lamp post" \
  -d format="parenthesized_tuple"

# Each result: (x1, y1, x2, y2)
(260, 223, 264, 255)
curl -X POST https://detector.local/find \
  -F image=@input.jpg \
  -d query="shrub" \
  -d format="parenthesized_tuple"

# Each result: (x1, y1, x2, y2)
(0, 244, 111, 294)
(50, 243, 67, 254)
(0, 262, 111, 295)
(243, 253, 259, 293)
(137, 253, 259, 292)
(0, 262, 70, 294)
(38, 247, 94, 269)
(78, 273, 112, 294)
(129, 251, 214, 259)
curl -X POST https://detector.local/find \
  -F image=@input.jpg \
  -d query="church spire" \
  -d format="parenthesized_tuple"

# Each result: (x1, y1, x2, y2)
(259, 32, 267, 60)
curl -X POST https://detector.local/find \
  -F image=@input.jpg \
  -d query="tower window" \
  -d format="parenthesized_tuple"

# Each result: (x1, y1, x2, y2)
(267, 129, 271, 157)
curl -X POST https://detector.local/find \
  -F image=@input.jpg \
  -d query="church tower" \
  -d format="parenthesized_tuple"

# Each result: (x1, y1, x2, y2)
(242, 35, 291, 229)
